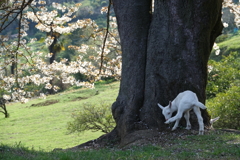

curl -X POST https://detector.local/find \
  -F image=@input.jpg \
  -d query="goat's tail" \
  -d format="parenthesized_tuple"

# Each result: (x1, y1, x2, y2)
(195, 102, 207, 109)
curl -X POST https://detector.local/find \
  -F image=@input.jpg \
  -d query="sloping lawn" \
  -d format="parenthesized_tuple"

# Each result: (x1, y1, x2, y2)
(0, 82, 119, 151)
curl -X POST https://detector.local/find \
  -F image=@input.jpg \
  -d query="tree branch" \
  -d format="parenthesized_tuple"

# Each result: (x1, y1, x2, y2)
(0, 0, 34, 33)
(99, 0, 112, 75)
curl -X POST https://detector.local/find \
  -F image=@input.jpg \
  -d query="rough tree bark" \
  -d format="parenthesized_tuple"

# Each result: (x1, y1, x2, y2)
(111, 0, 152, 141)
(48, 31, 61, 94)
(111, 0, 223, 145)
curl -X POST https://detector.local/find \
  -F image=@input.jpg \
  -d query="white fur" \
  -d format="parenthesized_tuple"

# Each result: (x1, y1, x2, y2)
(210, 116, 220, 129)
(158, 90, 207, 135)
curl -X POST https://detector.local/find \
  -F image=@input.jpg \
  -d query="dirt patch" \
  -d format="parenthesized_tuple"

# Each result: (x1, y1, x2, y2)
(30, 99, 59, 107)
(118, 129, 200, 148)
(65, 129, 196, 151)
(71, 97, 88, 101)
(65, 128, 240, 151)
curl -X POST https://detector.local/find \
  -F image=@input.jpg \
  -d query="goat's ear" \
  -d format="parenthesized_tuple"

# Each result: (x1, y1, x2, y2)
(157, 103, 164, 110)
(169, 101, 172, 108)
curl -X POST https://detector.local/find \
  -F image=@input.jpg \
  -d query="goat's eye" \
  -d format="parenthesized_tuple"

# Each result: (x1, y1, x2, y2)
(168, 113, 170, 115)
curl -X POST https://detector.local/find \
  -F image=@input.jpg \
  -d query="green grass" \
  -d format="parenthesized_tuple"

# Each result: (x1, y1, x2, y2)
(218, 35, 240, 54)
(1, 81, 240, 159)
(1, 131, 240, 160)
(0, 82, 119, 151)
(211, 33, 240, 60)
(167, 131, 240, 159)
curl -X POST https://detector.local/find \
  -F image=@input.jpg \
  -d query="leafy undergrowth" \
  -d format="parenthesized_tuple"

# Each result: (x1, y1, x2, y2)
(1, 130, 240, 160)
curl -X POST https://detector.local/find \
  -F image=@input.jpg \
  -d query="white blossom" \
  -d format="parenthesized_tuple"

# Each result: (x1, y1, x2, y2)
(3, 95, 11, 101)
(223, 22, 229, 28)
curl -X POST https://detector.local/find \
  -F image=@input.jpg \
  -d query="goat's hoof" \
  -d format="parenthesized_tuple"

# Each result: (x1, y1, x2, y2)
(172, 127, 177, 131)
(198, 131, 204, 135)
(165, 121, 170, 124)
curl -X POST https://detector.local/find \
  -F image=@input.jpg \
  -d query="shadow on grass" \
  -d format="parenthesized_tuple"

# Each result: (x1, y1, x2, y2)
(29, 100, 59, 107)
(1, 130, 240, 160)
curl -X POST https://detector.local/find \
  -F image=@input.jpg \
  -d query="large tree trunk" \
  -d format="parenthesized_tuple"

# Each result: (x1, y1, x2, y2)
(140, 0, 223, 130)
(112, 0, 223, 145)
(111, 0, 152, 139)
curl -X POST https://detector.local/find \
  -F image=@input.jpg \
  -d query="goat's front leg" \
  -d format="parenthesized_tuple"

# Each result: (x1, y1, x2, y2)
(184, 111, 191, 130)
(172, 119, 180, 131)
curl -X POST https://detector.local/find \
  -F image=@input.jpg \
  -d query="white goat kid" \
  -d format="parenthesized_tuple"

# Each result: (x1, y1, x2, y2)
(158, 90, 207, 135)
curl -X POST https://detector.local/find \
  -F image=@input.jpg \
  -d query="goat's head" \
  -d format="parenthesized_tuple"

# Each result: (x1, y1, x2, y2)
(209, 116, 220, 129)
(158, 101, 173, 121)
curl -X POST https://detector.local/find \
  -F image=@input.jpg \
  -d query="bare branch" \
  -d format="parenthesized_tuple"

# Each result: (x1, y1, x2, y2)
(99, 0, 112, 75)
(0, 0, 34, 33)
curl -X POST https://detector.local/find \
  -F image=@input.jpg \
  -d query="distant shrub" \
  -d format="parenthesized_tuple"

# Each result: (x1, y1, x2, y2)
(67, 103, 115, 134)
(207, 85, 240, 130)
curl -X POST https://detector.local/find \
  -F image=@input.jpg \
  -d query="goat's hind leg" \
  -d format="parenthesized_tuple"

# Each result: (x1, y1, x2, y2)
(193, 106, 204, 135)
(184, 110, 191, 130)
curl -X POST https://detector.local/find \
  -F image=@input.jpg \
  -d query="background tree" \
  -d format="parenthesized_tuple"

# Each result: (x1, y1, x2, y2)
(0, 97, 9, 118)
(47, 29, 61, 94)
(0, 0, 121, 117)
(109, 0, 223, 145)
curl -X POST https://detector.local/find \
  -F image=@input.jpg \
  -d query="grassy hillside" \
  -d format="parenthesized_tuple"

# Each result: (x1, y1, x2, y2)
(211, 33, 240, 60)
(0, 81, 119, 151)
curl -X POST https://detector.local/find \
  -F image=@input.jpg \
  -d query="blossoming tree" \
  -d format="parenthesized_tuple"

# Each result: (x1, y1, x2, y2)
(0, 0, 121, 114)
